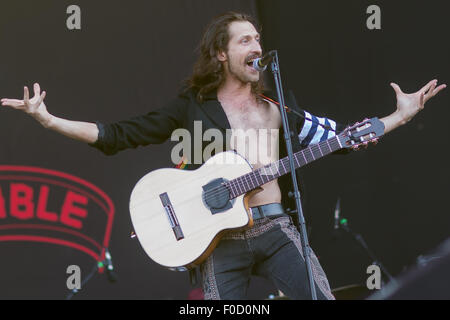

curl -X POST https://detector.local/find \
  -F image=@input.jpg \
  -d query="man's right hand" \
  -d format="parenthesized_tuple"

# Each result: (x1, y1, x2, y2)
(1, 83, 52, 127)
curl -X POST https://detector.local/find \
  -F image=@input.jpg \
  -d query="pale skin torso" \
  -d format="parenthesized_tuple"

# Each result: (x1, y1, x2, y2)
(219, 96, 283, 207)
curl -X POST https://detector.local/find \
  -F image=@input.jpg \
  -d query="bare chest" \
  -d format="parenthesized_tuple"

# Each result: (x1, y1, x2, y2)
(221, 99, 281, 130)
(220, 99, 282, 169)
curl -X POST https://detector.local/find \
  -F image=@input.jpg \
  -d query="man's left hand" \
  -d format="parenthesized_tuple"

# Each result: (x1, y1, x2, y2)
(390, 79, 446, 124)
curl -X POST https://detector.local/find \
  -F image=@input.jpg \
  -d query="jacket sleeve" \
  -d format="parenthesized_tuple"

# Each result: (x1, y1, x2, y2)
(282, 90, 348, 148)
(297, 110, 347, 148)
(282, 90, 350, 155)
(88, 96, 188, 155)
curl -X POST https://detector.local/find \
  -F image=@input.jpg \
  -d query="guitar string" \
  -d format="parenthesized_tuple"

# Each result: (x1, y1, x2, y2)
(228, 139, 340, 196)
(203, 138, 342, 201)
(202, 137, 343, 201)
(203, 127, 378, 201)
(203, 139, 341, 201)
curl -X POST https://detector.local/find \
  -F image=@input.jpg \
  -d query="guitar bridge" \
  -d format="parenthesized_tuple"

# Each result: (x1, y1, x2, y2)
(159, 192, 184, 241)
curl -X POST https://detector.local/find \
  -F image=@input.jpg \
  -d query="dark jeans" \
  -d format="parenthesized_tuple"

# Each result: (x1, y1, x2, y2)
(200, 215, 335, 300)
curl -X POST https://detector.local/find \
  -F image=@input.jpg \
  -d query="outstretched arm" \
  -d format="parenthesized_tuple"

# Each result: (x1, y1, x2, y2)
(381, 79, 446, 135)
(1, 83, 99, 144)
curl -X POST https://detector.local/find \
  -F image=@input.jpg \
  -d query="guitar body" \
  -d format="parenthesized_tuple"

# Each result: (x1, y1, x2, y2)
(128, 118, 385, 270)
(129, 151, 261, 270)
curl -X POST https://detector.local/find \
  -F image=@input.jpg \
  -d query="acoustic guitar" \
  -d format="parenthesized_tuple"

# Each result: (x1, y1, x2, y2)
(129, 118, 384, 270)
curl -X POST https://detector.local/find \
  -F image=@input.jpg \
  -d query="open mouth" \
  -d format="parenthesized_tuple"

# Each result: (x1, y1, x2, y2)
(245, 58, 258, 71)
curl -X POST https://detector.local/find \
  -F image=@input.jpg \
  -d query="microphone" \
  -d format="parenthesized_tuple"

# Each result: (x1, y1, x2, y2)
(253, 50, 277, 72)
(104, 248, 118, 283)
(334, 197, 341, 230)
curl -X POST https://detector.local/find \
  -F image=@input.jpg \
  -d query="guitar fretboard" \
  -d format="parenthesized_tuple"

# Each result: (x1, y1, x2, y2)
(225, 135, 343, 199)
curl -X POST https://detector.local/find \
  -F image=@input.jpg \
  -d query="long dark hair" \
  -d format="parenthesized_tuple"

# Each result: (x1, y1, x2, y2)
(186, 12, 265, 103)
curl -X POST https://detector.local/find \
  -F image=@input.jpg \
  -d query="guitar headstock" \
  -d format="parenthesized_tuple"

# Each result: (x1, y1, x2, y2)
(339, 118, 385, 150)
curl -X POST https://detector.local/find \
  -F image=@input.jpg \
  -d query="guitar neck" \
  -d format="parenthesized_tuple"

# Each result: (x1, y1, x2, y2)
(226, 135, 343, 199)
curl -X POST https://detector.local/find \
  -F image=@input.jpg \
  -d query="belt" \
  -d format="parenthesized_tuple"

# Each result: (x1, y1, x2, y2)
(250, 203, 286, 220)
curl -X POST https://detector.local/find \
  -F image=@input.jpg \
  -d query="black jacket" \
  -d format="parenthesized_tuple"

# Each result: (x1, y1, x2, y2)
(89, 87, 347, 216)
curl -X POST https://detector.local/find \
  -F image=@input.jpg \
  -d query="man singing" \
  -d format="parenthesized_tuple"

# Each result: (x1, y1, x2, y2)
(1, 12, 446, 299)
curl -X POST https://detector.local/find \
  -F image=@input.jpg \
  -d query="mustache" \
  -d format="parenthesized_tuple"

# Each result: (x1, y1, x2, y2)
(245, 54, 262, 64)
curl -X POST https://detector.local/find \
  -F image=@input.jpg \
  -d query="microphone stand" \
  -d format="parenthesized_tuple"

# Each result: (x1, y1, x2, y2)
(338, 218, 395, 283)
(270, 51, 317, 300)
(65, 247, 117, 300)
(65, 263, 99, 300)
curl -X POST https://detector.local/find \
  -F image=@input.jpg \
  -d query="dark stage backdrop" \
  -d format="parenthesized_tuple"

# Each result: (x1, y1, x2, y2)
(0, 0, 448, 299)
(257, 0, 450, 293)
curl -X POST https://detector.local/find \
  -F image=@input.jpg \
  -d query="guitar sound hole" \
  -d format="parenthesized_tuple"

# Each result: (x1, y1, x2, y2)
(202, 178, 234, 214)
(204, 186, 229, 209)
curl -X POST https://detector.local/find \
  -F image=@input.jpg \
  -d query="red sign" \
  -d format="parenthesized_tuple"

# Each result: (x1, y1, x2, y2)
(0, 166, 115, 262)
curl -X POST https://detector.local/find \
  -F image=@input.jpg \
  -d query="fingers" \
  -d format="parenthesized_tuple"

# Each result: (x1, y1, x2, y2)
(423, 80, 447, 104)
(391, 80, 446, 101)
(420, 79, 437, 95)
(1, 83, 46, 110)
(38, 91, 46, 105)
(33, 83, 41, 98)
(390, 83, 403, 95)
(24, 86, 30, 103)
(420, 92, 424, 109)
(432, 84, 447, 96)
(1, 99, 25, 108)
(351, 144, 368, 151)
(424, 81, 437, 103)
